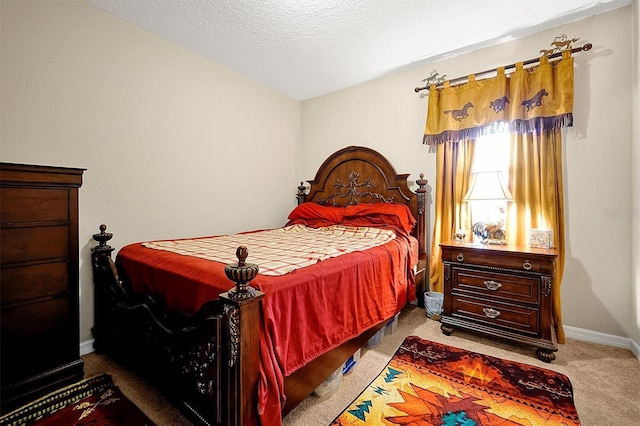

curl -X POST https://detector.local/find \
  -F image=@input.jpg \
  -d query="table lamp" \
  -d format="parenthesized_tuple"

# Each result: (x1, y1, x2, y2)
(463, 170, 513, 244)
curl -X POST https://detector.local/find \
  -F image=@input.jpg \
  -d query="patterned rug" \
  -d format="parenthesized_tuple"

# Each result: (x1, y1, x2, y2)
(0, 374, 155, 426)
(332, 335, 580, 425)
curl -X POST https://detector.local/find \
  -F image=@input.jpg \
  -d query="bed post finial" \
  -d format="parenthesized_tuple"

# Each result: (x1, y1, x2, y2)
(297, 181, 307, 205)
(225, 246, 259, 300)
(416, 173, 428, 215)
(93, 224, 113, 250)
(91, 224, 114, 269)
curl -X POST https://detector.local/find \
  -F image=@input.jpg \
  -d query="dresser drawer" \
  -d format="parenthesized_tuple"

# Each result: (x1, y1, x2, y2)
(441, 242, 558, 275)
(1, 297, 74, 382)
(450, 295, 540, 337)
(0, 226, 69, 264)
(443, 248, 541, 272)
(1, 188, 69, 224)
(1, 262, 69, 305)
(451, 267, 539, 304)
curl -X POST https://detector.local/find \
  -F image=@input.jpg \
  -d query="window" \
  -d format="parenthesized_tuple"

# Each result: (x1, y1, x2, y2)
(471, 132, 510, 176)
(467, 132, 511, 242)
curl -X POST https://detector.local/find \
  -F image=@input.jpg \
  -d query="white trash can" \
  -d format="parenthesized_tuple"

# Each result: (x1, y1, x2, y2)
(424, 291, 444, 320)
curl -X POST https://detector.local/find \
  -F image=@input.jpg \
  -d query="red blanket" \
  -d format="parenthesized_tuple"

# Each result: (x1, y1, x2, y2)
(116, 227, 417, 425)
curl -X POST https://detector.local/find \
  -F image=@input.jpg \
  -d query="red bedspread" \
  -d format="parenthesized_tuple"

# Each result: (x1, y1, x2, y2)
(116, 226, 418, 425)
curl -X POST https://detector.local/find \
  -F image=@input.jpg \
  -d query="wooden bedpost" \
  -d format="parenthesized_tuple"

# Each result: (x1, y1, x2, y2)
(415, 174, 429, 307)
(416, 173, 428, 257)
(220, 247, 264, 426)
(296, 181, 307, 205)
(91, 224, 118, 353)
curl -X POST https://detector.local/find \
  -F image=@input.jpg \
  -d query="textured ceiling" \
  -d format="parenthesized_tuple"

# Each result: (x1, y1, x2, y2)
(86, 0, 629, 100)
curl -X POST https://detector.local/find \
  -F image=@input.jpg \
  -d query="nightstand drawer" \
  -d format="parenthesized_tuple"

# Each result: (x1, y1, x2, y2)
(451, 295, 540, 337)
(442, 248, 541, 272)
(452, 267, 539, 304)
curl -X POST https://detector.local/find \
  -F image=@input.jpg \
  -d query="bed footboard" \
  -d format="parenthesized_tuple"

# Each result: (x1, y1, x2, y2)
(91, 225, 264, 426)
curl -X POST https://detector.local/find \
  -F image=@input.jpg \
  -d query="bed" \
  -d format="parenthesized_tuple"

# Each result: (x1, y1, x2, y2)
(91, 145, 429, 426)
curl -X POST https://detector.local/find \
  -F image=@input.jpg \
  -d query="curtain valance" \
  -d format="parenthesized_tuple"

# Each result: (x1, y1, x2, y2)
(423, 51, 574, 147)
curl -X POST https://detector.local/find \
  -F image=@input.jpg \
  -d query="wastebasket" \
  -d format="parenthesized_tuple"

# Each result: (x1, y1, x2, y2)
(424, 291, 444, 320)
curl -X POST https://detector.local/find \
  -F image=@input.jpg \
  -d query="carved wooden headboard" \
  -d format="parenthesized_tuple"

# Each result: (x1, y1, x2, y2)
(296, 145, 428, 257)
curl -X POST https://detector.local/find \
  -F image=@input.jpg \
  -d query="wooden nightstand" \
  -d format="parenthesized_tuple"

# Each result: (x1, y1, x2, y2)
(439, 241, 558, 362)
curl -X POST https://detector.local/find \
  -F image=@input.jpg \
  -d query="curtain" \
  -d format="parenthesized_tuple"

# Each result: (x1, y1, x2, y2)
(423, 50, 573, 340)
(506, 130, 566, 343)
(424, 51, 574, 147)
(429, 140, 474, 292)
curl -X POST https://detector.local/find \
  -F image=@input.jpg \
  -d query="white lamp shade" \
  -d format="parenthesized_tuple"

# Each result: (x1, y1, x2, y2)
(463, 171, 513, 201)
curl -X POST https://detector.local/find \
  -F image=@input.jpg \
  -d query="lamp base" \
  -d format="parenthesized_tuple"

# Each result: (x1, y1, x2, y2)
(481, 238, 507, 245)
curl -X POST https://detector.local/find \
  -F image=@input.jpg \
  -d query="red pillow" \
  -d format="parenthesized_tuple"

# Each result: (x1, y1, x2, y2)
(287, 202, 345, 224)
(343, 203, 416, 233)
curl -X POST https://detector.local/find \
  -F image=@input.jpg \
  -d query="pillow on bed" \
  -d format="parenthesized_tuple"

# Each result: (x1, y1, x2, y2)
(287, 202, 345, 224)
(343, 203, 416, 233)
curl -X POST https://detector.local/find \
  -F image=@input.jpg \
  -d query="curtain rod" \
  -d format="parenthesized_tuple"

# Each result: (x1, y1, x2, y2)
(413, 43, 592, 93)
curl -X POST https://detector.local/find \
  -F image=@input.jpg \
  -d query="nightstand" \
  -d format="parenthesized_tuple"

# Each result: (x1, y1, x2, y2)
(439, 241, 558, 362)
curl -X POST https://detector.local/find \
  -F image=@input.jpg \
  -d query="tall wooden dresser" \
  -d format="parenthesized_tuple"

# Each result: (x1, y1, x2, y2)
(1, 163, 85, 413)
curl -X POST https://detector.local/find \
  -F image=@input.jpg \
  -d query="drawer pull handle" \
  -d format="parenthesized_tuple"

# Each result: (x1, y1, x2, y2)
(483, 307, 501, 318)
(523, 261, 532, 270)
(483, 280, 502, 291)
(456, 253, 464, 262)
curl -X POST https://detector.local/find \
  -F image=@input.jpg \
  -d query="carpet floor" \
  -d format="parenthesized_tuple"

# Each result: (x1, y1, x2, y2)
(83, 305, 640, 425)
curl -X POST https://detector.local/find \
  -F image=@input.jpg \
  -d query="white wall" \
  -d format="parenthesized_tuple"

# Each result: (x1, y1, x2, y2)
(300, 7, 636, 339)
(0, 1, 301, 342)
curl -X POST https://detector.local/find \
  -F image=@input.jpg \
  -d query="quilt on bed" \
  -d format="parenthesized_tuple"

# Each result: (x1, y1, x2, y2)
(141, 224, 397, 276)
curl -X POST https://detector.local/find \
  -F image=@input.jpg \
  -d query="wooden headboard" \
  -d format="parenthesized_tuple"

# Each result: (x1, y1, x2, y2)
(296, 145, 428, 258)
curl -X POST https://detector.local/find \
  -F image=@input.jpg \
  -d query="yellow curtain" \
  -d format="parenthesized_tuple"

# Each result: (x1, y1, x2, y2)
(505, 130, 566, 343)
(429, 140, 474, 292)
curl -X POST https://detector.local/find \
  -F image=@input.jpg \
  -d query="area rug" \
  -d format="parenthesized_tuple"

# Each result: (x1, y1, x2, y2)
(0, 374, 155, 426)
(332, 335, 580, 425)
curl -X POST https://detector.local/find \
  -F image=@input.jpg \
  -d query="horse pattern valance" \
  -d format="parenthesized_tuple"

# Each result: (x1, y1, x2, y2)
(423, 51, 574, 146)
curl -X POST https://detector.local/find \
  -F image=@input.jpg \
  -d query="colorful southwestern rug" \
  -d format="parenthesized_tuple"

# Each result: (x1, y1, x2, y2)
(332, 335, 580, 425)
(0, 374, 155, 426)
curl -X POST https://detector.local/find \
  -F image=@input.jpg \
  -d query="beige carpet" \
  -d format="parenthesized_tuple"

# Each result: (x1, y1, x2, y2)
(84, 305, 640, 425)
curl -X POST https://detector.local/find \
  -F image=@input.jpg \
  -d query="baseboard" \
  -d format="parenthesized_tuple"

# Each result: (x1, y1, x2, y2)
(564, 325, 640, 360)
(80, 339, 95, 356)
